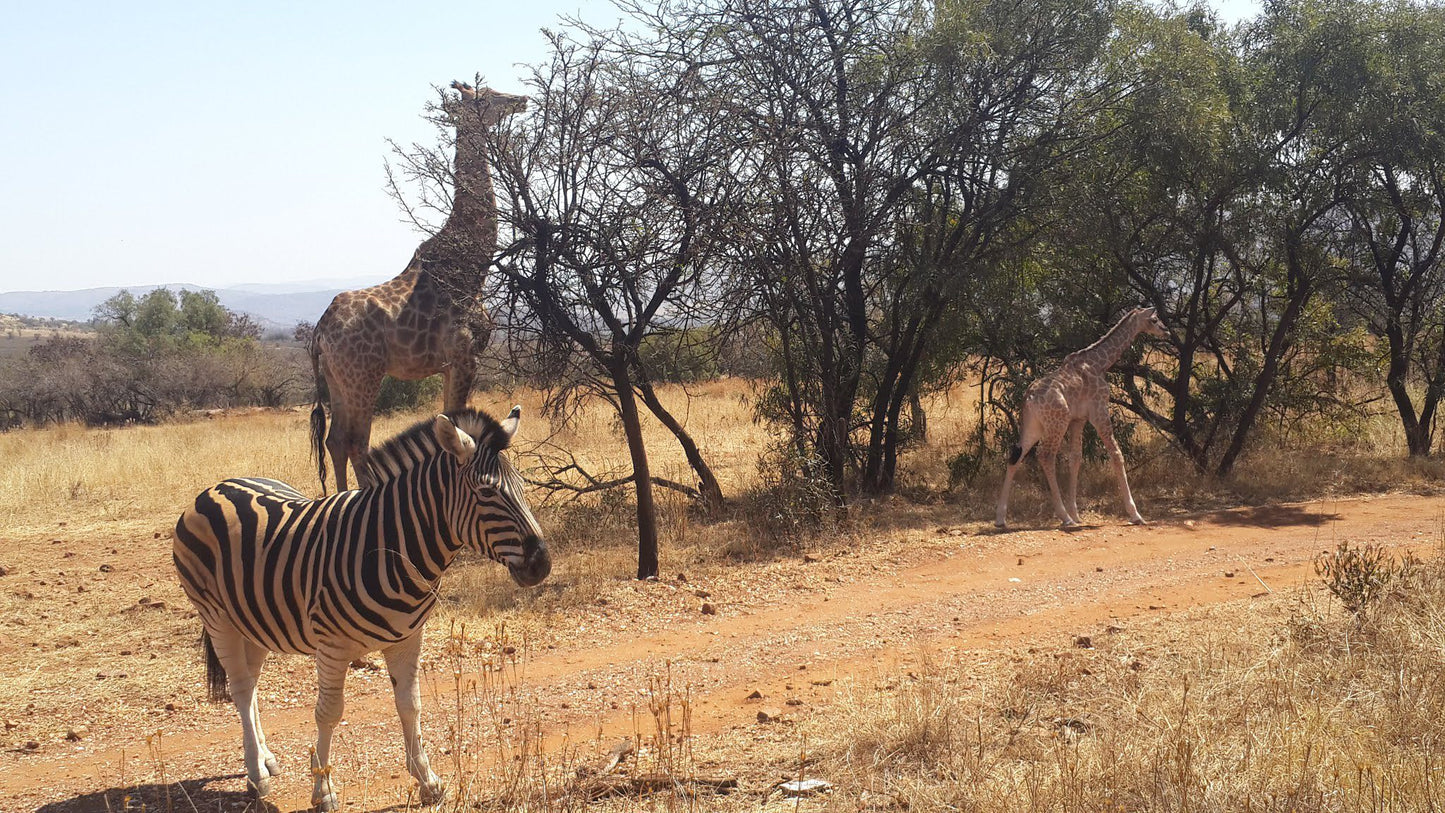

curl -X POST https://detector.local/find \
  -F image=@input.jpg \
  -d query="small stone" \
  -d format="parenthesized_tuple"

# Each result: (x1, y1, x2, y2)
(24, 740, 39, 751)
(0, 565, 9, 577)
(119, 650, 131, 656)
(164, 703, 176, 711)
(809, 678, 833, 686)
(1074, 636, 1093, 649)
(757, 707, 784, 723)
(785, 698, 803, 706)
(586, 682, 597, 690)
(349, 658, 379, 671)
(98, 564, 113, 573)
(701, 603, 717, 615)
(1224, 571, 1235, 578)
(502, 645, 517, 655)
(746, 690, 763, 700)
(1095, 566, 1104, 572)
(948, 529, 963, 537)
(779, 778, 832, 797)
(802, 553, 820, 563)
(676, 572, 688, 583)
(64, 726, 87, 741)
(693, 589, 710, 599)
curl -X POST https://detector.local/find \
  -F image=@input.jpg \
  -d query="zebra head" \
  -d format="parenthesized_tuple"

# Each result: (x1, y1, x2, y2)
(433, 407, 551, 587)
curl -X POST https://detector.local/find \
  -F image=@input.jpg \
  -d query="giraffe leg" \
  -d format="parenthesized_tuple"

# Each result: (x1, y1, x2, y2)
(995, 418, 1043, 529)
(383, 636, 446, 805)
(1093, 415, 1146, 525)
(242, 641, 280, 778)
(1036, 429, 1078, 529)
(311, 650, 351, 812)
(328, 375, 383, 492)
(209, 625, 272, 798)
(1064, 419, 1085, 526)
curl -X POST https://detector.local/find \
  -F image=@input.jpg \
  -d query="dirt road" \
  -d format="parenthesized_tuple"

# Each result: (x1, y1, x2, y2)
(4, 493, 1439, 811)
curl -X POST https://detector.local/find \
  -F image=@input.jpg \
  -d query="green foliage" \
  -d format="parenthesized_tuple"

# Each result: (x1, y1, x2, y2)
(637, 328, 721, 383)
(375, 375, 443, 414)
(1315, 541, 1415, 616)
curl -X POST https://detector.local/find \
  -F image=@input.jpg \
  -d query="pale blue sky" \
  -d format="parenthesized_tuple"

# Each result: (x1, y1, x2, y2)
(0, 0, 1258, 294)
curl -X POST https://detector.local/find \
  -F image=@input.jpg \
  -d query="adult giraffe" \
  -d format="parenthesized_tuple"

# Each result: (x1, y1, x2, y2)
(310, 82, 526, 493)
(995, 307, 1168, 529)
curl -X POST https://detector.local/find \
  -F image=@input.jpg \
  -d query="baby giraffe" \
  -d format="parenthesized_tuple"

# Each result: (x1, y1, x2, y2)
(995, 307, 1168, 529)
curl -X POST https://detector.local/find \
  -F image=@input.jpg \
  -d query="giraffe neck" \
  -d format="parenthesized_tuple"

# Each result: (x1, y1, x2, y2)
(415, 123, 498, 297)
(1074, 312, 1144, 371)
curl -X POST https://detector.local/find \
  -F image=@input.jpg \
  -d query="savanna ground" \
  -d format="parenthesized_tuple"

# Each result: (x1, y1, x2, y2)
(2, 378, 1444, 812)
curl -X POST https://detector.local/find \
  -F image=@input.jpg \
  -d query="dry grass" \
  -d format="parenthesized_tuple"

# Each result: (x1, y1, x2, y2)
(811, 547, 1445, 813)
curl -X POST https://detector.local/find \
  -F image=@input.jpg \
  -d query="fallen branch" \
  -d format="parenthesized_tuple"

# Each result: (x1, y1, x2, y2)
(578, 773, 738, 800)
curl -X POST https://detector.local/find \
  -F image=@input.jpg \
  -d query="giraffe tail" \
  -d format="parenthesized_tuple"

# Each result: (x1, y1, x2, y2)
(309, 337, 330, 496)
(202, 630, 230, 703)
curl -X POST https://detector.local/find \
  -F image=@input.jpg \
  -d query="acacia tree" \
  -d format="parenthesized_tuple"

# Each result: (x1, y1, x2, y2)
(1337, 2, 1445, 455)
(482, 29, 740, 578)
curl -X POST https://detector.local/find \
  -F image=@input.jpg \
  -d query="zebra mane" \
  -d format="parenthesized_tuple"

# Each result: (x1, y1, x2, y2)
(365, 408, 505, 485)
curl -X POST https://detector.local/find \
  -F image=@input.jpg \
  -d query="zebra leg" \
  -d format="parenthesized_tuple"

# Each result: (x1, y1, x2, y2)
(311, 652, 349, 812)
(210, 625, 271, 797)
(383, 636, 445, 805)
(242, 640, 280, 777)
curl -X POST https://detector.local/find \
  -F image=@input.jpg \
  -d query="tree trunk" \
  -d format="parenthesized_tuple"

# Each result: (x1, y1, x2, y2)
(612, 359, 660, 579)
(633, 377, 726, 511)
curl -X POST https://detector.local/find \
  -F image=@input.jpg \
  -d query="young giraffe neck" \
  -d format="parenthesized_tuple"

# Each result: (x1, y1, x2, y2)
(1073, 312, 1144, 371)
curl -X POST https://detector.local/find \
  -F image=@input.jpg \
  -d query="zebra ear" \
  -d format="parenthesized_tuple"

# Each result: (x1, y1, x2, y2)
(498, 405, 522, 447)
(433, 414, 478, 464)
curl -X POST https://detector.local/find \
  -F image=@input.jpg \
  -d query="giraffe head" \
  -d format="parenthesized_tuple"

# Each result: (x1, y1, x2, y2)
(444, 81, 529, 128)
(1136, 307, 1167, 338)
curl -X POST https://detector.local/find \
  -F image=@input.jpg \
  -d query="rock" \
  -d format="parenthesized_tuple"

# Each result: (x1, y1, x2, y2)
(1224, 571, 1236, 578)
(1074, 636, 1093, 649)
(746, 690, 763, 700)
(676, 572, 688, 583)
(502, 645, 517, 655)
(802, 553, 820, 563)
(64, 726, 87, 741)
(757, 707, 784, 723)
(779, 778, 832, 797)
(701, 603, 717, 615)
(809, 678, 833, 686)
(164, 703, 176, 711)
(349, 658, 380, 671)
(98, 564, 113, 573)
(0, 565, 9, 577)
(693, 589, 711, 599)
(785, 698, 803, 706)
(24, 740, 39, 751)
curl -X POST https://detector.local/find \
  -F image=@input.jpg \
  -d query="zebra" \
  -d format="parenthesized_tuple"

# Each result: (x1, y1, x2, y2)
(173, 406, 550, 810)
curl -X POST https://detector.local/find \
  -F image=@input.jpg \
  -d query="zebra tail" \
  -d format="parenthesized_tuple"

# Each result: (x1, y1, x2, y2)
(1008, 442, 1023, 465)
(202, 630, 230, 702)
(309, 339, 329, 496)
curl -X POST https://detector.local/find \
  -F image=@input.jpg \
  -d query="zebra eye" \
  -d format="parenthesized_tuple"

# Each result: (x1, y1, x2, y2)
(477, 485, 498, 498)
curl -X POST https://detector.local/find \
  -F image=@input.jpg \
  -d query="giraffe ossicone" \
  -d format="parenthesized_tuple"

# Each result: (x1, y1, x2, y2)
(994, 307, 1167, 530)
(308, 80, 527, 493)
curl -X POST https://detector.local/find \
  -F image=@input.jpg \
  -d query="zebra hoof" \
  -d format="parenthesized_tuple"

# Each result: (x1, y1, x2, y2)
(419, 780, 447, 806)
(312, 792, 340, 812)
(1130, 516, 1148, 526)
(994, 520, 1008, 530)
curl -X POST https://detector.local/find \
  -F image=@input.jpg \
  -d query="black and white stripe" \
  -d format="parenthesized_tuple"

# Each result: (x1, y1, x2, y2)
(173, 406, 549, 809)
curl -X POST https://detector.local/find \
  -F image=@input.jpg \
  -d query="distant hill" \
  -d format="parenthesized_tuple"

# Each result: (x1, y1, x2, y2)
(0, 277, 389, 333)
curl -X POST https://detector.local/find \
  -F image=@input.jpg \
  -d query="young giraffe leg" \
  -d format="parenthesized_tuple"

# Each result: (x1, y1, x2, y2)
(441, 357, 476, 414)
(1035, 425, 1078, 529)
(1092, 415, 1146, 525)
(995, 417, 1043, 529)
(1064, 419, 1085, 526)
